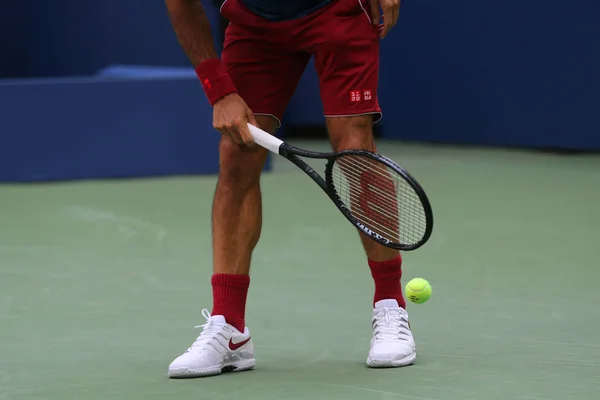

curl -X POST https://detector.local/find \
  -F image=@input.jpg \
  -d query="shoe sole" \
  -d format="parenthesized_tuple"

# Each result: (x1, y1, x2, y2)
(366, 352, 416, 368)
(168, 359, 256, 379)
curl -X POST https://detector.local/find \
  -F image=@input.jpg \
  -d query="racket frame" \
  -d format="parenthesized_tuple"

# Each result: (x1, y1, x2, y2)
(247, 123, 434, 251)
(324, 150, 433, 251)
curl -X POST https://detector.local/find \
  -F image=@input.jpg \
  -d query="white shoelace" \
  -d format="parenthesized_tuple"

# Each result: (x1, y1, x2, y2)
(187, 309, 225, 351)
(374, 306, 411, 341)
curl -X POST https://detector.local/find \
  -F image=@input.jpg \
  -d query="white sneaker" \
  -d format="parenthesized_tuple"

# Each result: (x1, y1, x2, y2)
(367, 299, 416, 368)
(168, 309, 255, 378)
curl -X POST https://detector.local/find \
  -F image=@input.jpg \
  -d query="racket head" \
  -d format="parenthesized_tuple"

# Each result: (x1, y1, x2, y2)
(324, 150, 433, 251)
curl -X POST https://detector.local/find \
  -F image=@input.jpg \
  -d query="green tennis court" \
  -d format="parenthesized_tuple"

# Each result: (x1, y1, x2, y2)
(1, 140, 599, 400)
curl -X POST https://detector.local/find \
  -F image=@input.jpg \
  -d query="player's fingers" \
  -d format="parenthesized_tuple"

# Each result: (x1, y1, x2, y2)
(370, 0, 381, 25)
(242, 109, 259, 146)
(226, 121, 245, 145)
(238, 119, 256, 147)
(225, 129, 241, 144)
(227, 128, 243, 144)
(213, 119, 236, 143)
(247, 109, 259, 128)
(217, 123, 241, 144)
(212, 120, 225, 136)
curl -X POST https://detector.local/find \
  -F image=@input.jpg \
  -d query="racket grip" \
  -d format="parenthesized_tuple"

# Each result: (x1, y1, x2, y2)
(247, 123, 284, 154)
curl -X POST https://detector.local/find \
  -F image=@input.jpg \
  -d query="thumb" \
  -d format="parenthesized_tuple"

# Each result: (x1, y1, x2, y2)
(247, 108, 258, 127)
(370, 0, 381, 24)
(240, 109, 256, 147)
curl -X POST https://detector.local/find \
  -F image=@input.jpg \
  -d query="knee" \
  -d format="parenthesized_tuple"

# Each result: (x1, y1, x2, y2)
(328, 115, 375, 152)
(218, 136, 268, 191)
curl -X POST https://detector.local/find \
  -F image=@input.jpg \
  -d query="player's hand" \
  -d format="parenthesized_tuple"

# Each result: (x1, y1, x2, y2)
(370, 0, 400, 39)
(212, 93, 258, 146)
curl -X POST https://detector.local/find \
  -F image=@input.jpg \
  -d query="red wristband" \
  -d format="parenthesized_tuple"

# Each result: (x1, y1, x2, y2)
(195, 59, 237, 106)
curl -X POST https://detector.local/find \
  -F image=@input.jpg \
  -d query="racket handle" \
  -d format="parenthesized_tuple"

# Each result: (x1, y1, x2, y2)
(247, 123, 284, 154)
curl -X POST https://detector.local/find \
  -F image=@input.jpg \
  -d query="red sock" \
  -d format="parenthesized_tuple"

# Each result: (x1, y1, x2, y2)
(368, 254, 406, 309)
(211, 273, 250, 332)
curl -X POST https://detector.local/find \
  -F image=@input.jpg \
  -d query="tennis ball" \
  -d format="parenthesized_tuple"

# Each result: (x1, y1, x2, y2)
(405, 278, 432, 304)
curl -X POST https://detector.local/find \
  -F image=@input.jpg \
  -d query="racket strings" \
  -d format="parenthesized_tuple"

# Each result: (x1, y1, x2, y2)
(331, 154, 427, 246)
(336, 169, 403, 235)
(338, 163, 425, 245)
(334, 186, 401, 239)
(343, 199, 401, 239)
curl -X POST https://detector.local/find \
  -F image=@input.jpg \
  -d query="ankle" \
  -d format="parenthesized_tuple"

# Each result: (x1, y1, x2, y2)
(369, 255, 406, 309)
(211, 274, 250, 332)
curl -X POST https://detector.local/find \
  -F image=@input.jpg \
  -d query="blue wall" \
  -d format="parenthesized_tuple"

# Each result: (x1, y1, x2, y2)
(1, 0, 598, 183)
(0, 1, 231, 182)
(0, 1, 27, 77)
(24, 0, 193, 77)
(0, 73, 224, 182)
(0, 0, 217, 78)
(378, 0, 600, 150)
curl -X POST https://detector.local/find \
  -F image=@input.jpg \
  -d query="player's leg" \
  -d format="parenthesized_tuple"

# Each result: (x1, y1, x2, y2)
(169, 5, 310, 378)
(326, 116, 401, 262)
(210, 28, 308, 334)
(209, 113, 276, 324)
(312, 0, 415, 368)
(168, 117, 274, 379)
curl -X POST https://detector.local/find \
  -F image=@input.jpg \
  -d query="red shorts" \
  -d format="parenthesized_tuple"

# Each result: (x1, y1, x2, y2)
(220, 0, 381, 126)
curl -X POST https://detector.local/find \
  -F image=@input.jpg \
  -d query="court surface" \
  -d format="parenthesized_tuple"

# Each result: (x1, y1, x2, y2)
(1, 140, 599, 400)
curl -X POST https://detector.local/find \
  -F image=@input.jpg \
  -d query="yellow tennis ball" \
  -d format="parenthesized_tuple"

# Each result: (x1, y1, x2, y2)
(405, 278, 432, 304)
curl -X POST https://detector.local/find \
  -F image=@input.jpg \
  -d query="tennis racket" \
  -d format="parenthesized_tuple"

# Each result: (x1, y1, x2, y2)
(248, 123, 434, 251)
